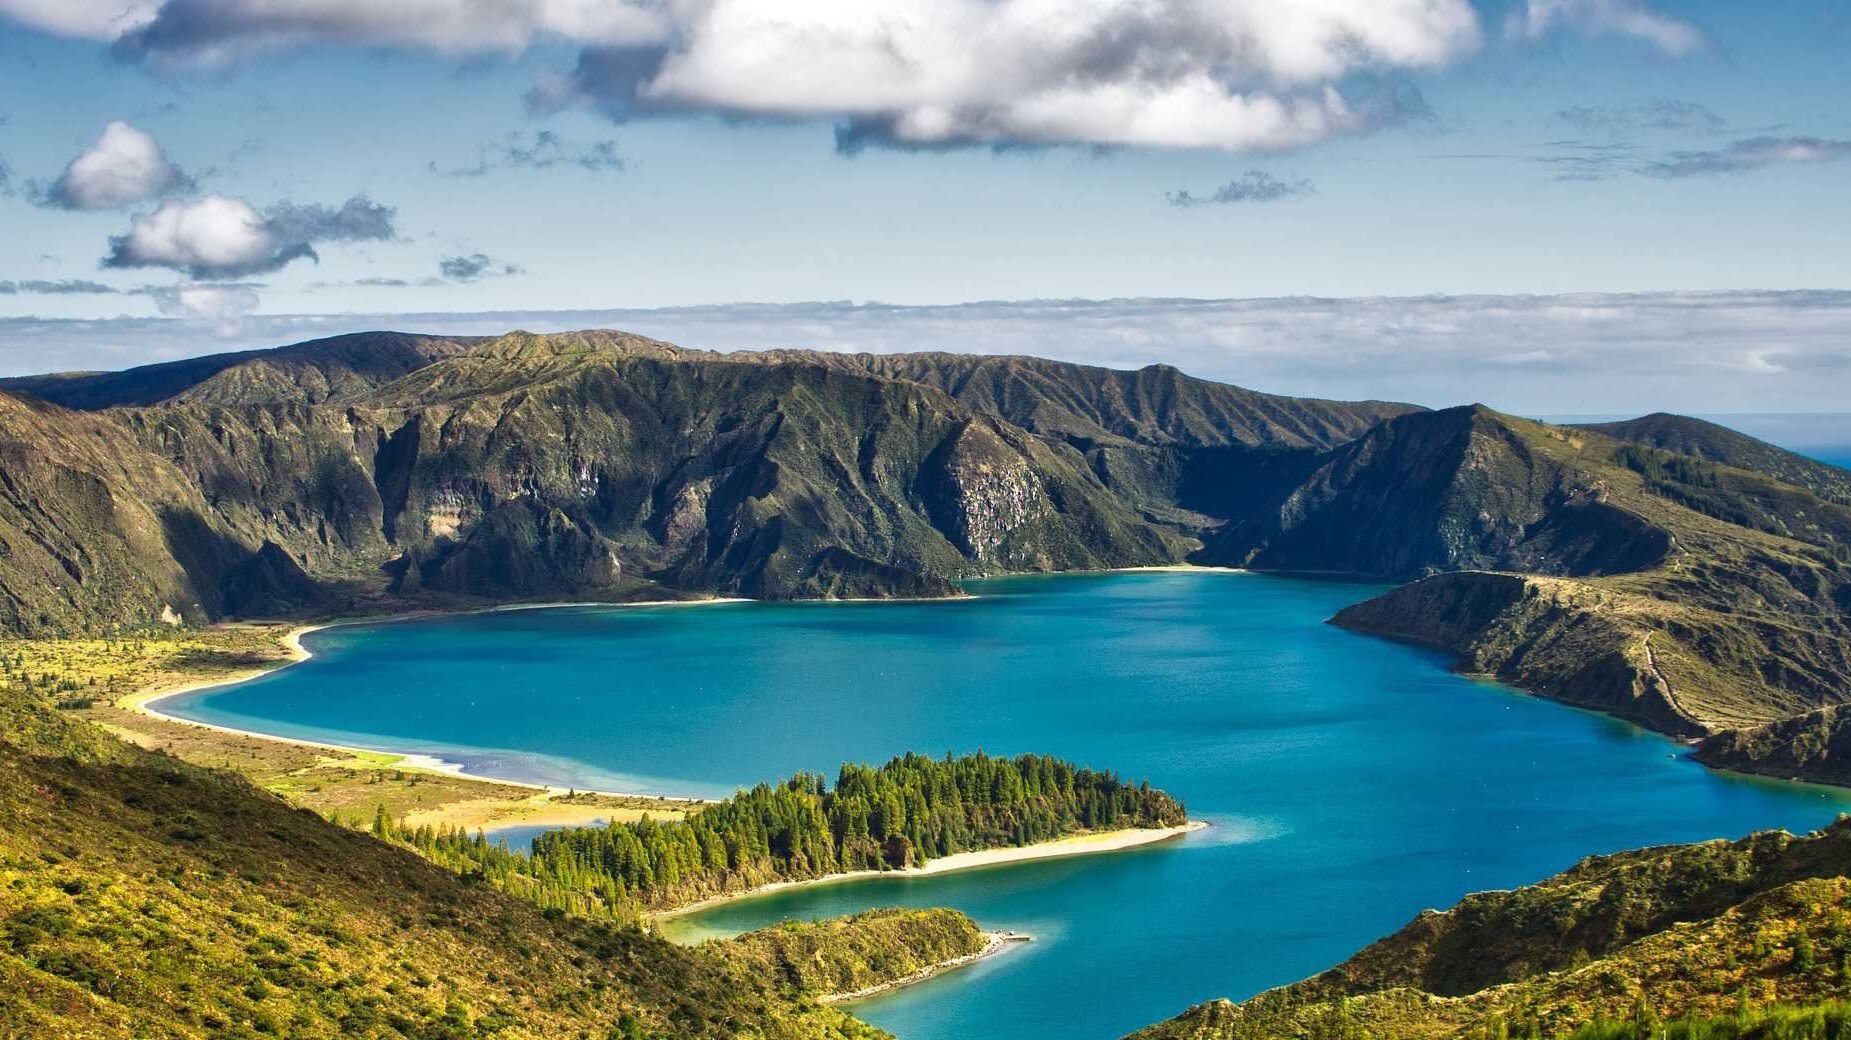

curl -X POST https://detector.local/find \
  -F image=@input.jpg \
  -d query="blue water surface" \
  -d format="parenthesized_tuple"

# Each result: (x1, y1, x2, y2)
(162, 572, 1851, 1040)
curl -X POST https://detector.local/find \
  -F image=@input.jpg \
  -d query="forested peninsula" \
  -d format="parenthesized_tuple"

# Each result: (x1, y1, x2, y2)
(373, 751, 1189, 919)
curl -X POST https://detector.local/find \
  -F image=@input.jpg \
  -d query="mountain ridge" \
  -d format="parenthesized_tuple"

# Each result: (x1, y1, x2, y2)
(3, 328, 1847, 787)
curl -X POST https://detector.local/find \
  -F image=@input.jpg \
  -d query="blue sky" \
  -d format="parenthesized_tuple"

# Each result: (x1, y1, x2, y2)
(0, 1, 1846, 413)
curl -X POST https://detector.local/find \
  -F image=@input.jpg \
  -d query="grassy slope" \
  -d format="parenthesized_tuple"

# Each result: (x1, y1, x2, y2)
(1580, 414, 1851, 506)
(11, 655, 1112, 1040)
(712, 909, 989, 1001)
(1125, 822, 1851, 1040)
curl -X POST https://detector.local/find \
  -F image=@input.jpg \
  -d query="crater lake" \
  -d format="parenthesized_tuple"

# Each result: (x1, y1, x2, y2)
(157, 571, 1851, 1040)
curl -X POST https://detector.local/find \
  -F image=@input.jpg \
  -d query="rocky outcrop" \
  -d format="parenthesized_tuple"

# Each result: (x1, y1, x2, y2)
(412, 498, 623, 598)
(926, 421, 1052, 565)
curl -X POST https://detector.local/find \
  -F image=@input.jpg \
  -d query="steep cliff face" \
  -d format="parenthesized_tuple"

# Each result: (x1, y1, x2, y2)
(1, 330, 1227, 626)
(0, 392, 253, 635)
(927, 420, 1052, 562)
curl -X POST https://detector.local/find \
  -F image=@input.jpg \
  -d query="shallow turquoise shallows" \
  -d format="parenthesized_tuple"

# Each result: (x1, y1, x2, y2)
(161, 572, 1851, 1040)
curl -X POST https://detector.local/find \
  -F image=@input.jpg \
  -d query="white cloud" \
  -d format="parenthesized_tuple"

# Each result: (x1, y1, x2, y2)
(0, 0, 158, 39)
(144, 281, 261, 338)
(105, 195, 286, 277)
(103, 193, 395, 278)
(111, 0, 667, 61)
(44, 121, 189, 209)
(634, 0, 1480, 150)
(16, 0, 1482, 152)
(1516, 0, 1705, 55)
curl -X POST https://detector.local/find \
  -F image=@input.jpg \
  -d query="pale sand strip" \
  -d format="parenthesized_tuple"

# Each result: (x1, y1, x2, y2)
(122, 598, 748, 806)
(657, 821, 1210, 921)
(819, 931, 1033, 1005)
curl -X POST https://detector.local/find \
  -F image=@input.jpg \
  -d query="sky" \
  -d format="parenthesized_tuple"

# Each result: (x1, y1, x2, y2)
(0, 0, 1846, 415)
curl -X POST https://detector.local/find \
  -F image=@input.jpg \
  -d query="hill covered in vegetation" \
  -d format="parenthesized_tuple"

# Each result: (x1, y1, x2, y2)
(1125, 820, 1851, 1040)
(1313, 408, 1851, 748)
(0, 671, 898, 1039)
(1579, 413, 1851, 506)
(712, 908, 992, 1003)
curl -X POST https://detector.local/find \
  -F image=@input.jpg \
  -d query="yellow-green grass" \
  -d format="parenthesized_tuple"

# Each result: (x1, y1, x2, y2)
(0, 624, 697, 834)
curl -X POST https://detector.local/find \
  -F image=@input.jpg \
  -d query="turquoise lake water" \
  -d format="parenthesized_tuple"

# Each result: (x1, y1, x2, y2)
(161, 571, 1851, 1040)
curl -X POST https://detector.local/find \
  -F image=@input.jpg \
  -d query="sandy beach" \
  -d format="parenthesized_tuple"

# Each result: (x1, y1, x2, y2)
(657, 820, 1210, 921)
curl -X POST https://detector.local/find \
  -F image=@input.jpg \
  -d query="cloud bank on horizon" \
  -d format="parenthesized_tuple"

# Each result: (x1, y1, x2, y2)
(3, 291, 1845, 420)
(0, 0, 1845, 413)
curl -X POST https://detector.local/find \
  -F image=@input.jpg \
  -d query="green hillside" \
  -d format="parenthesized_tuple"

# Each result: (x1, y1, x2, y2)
(712, 909, 990, 1002)
(1580, 414, 1851, 506)
(1125, 821, 1851, 1040)
(0, 677, 895, 1040)
(1314, 408, 1851, 741)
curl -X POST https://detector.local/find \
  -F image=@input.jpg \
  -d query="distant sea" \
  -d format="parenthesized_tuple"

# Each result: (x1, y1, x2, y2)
(158, 572, 1851, 1040)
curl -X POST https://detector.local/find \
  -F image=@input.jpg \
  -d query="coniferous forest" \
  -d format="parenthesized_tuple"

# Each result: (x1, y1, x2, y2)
(374, 751, 1187, 918)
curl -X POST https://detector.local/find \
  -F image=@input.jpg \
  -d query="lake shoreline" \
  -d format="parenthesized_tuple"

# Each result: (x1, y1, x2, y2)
(102, 603, 737, 833)
(118, 571, 1242, 807)
(656, 821, 1210, 924)
(113, 581, 1227, 836)
(124, 599, 753, 810)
